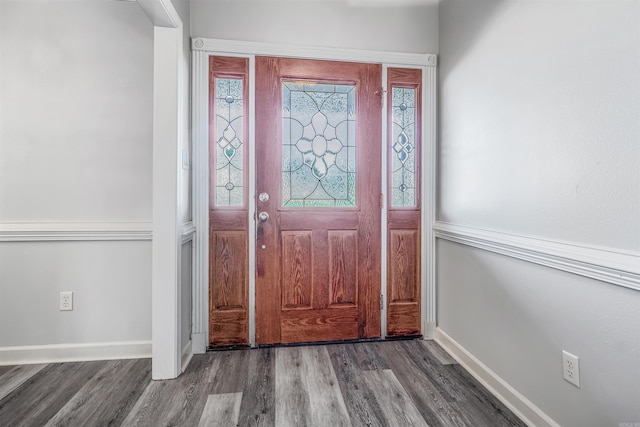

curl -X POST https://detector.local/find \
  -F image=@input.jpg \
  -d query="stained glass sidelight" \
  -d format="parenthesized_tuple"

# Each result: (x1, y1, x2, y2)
(215, 78, 244, 206)
(391, 87, 416, 207)
(282, 82, 357, 207)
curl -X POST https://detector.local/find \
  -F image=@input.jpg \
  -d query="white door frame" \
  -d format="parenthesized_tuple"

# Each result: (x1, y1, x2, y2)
(138, 0, 186, 380)
(190, 38, 437, 352)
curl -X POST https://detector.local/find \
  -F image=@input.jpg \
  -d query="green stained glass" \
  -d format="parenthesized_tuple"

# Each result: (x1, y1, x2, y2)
(282, 82, 356, 207)
(215, 78, 244, 207)
(391, 87, 417, 207)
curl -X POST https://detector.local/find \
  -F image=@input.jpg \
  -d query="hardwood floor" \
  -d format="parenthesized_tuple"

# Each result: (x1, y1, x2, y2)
(0, 340, 526, 426)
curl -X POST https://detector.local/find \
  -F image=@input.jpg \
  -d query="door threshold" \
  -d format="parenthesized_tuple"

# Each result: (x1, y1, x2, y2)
(257, 335, 424, 348)
(256, 337, 383, 349)
(206, 335, 423, 352)
(207, 343, 252, 352)
(385, 334, 423, 341)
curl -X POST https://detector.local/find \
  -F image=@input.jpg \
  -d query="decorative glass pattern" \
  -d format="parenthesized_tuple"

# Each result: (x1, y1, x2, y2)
(282, 82, 356, 207)
(215, 78, 244, 206)
(391, 87, 416, 207)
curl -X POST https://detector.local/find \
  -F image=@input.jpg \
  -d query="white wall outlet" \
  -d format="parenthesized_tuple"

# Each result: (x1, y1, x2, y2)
(60, 291, 73, 311)
(562, 350, 580, 387)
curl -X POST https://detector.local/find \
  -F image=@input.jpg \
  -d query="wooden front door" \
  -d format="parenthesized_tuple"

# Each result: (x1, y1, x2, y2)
(255, 57, 382, 345)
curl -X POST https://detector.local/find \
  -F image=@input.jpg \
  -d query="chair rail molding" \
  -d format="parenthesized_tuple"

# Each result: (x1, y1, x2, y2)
(0, 222, 153, 242)
(433, 221, 640, 291)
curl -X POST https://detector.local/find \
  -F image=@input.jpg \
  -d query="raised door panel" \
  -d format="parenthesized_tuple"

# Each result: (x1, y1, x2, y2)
(387, 228, 420, 336)
(209, 230, 248, 345)
(282, 231, 313, 309)
(329, 231, 358, 307)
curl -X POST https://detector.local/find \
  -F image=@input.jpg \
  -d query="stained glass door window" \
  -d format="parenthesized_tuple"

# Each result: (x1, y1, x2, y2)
(391, 87, 417, 207)
(282, 81, 356, 207)
(214, 78, 244, 207)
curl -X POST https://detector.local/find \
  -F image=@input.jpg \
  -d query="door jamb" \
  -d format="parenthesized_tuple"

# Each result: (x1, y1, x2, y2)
(381, 66, 388, 338)
(191, 38, 437, 352)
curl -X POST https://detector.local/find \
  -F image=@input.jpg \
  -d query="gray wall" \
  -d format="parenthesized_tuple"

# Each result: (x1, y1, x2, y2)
(439, 0, 639, 249)
(191, 0, 439, 53)
(0, 0, 153, 223)
(438, 0, 640, 425)
(0, 1, 153, 350)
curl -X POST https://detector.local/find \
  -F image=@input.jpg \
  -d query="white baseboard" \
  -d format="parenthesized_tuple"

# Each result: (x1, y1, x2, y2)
(181, 339, 193, 373)
(435, 328, 560, 427)
(0, 341, 152, 365)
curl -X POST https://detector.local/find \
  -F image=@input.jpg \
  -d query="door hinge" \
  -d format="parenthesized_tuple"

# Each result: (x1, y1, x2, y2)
(380, 294, 384, 310)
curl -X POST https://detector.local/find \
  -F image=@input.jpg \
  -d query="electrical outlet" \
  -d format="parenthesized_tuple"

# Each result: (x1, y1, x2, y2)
(60, 291, 73, 311)
(562, 350, 580, 387)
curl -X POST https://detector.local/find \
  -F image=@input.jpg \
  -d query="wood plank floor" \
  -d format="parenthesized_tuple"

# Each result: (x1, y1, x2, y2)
(0, 340, 526, 426)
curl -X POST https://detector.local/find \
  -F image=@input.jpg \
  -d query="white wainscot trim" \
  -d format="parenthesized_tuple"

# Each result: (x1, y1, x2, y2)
(0, 341, 152, 366)
(181, 221, 196, 244)
(0, 222, 153, 242)
(433, 221, 640, 292)
(192, 37, 436, 67)
(435, 328, 560, 427)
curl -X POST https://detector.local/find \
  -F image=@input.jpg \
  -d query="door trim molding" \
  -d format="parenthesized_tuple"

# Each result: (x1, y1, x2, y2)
(423, 63, 437, 338)
(192, 48, 211, 353)
(191, 38, 437, 352)
(192, 38, 435, 67)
